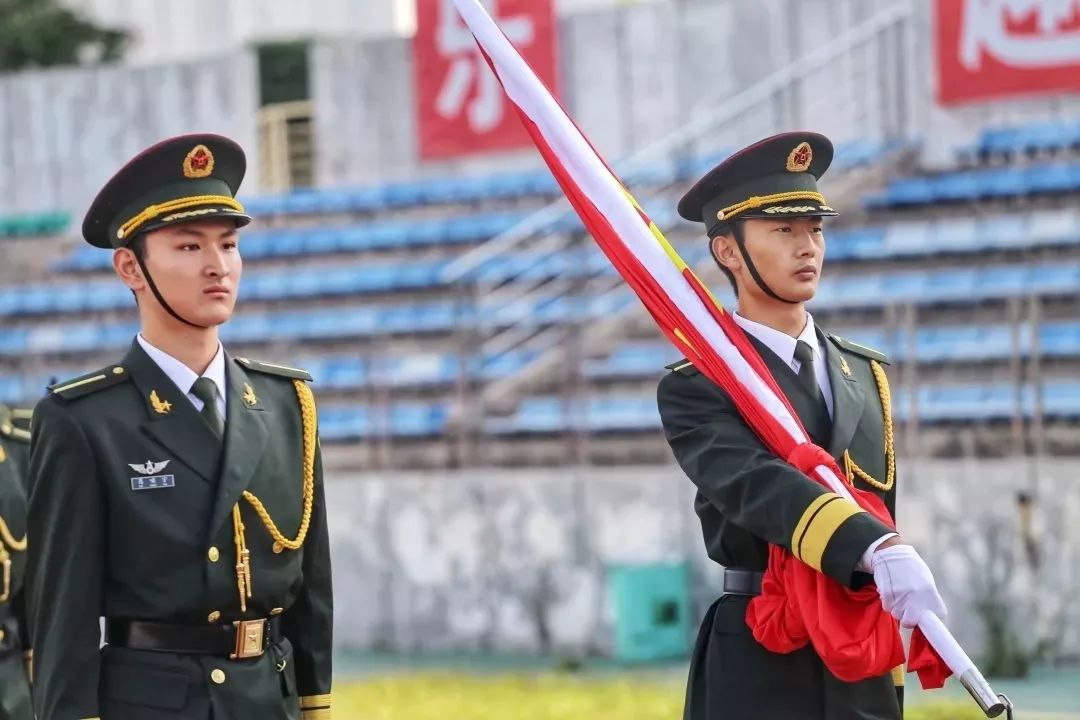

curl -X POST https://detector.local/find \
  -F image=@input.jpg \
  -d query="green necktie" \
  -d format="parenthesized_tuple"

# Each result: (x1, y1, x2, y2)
(191, 377, 225, 438)
(794, 340, 823, 405)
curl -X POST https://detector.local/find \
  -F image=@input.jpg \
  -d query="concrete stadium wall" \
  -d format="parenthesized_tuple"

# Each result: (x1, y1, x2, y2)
(3, 0, 1078, 213)
(311, 0, 910, 186)
(326, 458, 1080, 663)
(0, 52, 258, 216)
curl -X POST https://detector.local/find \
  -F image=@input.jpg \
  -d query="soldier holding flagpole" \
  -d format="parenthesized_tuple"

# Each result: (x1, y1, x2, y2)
(658, 132, 948, 720)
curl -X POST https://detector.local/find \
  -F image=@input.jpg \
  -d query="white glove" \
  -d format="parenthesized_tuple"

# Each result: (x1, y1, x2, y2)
(871, 544, 948, 629)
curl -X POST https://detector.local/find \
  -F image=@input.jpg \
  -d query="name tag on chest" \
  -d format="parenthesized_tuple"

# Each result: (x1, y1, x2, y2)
(130, 474, 176, 491)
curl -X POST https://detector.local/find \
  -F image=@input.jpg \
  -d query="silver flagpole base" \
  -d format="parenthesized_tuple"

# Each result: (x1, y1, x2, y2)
(959, 669, 1013, 717)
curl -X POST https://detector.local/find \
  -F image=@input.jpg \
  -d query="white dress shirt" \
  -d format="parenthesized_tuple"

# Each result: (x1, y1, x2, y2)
(733, 311, 833, 417)
(137, 334, 228, 420)
(732, 312, 895, 569)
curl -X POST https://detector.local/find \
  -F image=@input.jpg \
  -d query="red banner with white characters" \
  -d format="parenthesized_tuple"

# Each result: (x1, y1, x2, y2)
(414, 0, 559, 159)
(936, 0, 1080, 105)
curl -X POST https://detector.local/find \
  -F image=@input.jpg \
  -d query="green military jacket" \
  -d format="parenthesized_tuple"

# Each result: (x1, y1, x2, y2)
(0, 406, 32, 720)
(658, 330, 904, 720)
(27, 341, 333, 720)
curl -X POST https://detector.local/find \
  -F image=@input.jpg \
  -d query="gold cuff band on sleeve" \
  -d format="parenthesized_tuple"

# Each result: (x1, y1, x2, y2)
(300, 694, 332, 709)
(792, 493, 863, 572)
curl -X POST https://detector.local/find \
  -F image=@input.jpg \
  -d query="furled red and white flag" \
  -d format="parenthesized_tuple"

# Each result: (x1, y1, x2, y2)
(446, 0, 986, 694)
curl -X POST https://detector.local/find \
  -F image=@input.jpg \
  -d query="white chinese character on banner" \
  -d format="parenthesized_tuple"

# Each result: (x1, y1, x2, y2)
(435, 0, 536, 132)
(960, 0, 1080, 69)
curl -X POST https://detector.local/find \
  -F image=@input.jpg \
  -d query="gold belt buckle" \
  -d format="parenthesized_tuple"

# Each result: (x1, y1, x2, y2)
(230, 619, 266, 660)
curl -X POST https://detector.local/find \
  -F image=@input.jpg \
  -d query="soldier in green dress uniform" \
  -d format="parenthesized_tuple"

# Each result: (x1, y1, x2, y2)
(657, 132, 948, 720)
(0, 405, 32, 720)
(26, 134, 333, 720)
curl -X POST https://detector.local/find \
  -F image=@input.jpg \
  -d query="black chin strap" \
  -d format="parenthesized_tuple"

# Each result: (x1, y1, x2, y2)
(731, 222, 800, 305)
(134, 252, 209, 329)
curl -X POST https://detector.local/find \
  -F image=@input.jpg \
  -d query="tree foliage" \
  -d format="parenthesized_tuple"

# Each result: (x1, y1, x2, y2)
(0, 0, 128, 71)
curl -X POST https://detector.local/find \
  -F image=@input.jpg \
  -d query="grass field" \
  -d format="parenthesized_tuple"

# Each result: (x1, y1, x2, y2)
(334, 673, 990, 719)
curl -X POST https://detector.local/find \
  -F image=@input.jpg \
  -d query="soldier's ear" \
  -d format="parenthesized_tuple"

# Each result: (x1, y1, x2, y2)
(113, 247, 145, 292)
(710, 234, 741, 272)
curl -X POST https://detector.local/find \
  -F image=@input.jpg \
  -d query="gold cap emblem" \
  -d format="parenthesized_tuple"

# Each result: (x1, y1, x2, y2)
(786, 142, 813, 173)
(183, 144, 215, 179)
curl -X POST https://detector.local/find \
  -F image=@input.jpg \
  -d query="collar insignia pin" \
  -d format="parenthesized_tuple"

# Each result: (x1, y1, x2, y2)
(150, 390, 172, 415)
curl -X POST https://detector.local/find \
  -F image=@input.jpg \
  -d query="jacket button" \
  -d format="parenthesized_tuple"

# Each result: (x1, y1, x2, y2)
(208, 611, 221, 623)
(211, 668, 226, 685)
(208, 547, 220, 563)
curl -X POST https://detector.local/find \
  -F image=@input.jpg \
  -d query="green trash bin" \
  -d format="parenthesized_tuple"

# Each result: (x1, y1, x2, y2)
(608, 561, 691, 662)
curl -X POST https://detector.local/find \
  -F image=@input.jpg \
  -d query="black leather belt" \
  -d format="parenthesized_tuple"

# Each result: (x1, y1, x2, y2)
(106, 617, 281, 660)
(722, 568, 763, 597)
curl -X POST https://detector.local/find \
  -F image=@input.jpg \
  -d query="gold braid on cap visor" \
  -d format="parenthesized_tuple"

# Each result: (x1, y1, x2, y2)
(718, 191, 827, 221)
(116, 195, 245, 240)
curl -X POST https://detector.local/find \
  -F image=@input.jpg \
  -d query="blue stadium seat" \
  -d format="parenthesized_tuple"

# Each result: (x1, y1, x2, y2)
(1025, 163, 1078, 193)
(488, 397, 568, 433)
(0, 288, 18, 317)
(1042, 381, 1080, 416)
(876, 269, 928, 304)
(1029, 263, 1080, 293)
(0, 328, 29, 356)
(878, 177, 935, 207)
(21, 286, 54, 315)
(102, 322, 139, 349)
(345, 186, 388, 212)
(585, 343, 672, 378)
(239, 195, 286, 215)
(934, 171, 981, 202)
(981, 214, 1029, 249)
(389, 403, 447, 435)
(319, 406, 370, 440)
(924, 269, 978, 301)
(268, 231, 307, 258)
(975, 119, 1080, 156)
(829, 228, 886, 260)
(366, 222, 410, 249)
(302, 230, 341, 255)
(979, 167, 1028, 198)
(935, 218, 980, 252)
(479, 350, 539, 379)
(1029, 209, 1080, 245)
(918, 384, 1014, 422)
(916, 325, 1012, 362)
(281, 190, 324, 215)
(384, 353, 458, 386)
(882, 222, 930, 255)
(51, 283, 84, 313)
(335, 226, 370, 252)
(0, 375, 22, 401)
(588, 396, 661, 431)
(980, 126, 1024, 155)
(1039, 322, 1080, 357)
(974, 266, 1028, 299)
(318, 357, 366, 388)
(313, 189, 355, 213)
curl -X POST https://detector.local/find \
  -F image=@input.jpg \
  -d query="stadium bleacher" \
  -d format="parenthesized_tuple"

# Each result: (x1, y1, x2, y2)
(4, 122, 1080, 463)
